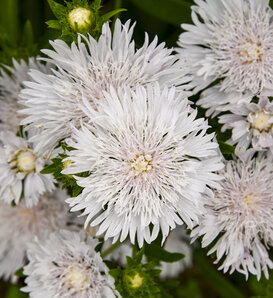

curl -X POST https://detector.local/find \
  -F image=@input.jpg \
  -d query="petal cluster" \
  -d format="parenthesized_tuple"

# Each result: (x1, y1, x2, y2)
(63, 84, 222, 247)
(23, 230, 118, 298)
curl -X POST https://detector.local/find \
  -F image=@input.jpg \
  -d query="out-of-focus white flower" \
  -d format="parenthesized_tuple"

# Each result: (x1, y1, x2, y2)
(219, 96, 273, 152)
(0, 58, 51, 133)
(62, 83, 222, 247)
(177, 0, 273, 114)
(0, 190, 72, 282)
(0, 130, 55, 207)
(22, 230, 119, 298)
(191, 152, 273, 280)
(19, 19, 191, 153)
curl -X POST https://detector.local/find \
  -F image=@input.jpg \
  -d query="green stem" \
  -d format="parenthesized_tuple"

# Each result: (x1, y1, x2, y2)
(101, 241, 122, 258)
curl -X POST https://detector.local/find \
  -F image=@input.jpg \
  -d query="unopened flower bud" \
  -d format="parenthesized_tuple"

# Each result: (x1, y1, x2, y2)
(68, 7, 92, 31)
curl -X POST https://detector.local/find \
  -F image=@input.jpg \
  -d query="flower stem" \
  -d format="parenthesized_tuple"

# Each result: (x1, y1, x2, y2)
(101, 241, 122, 258)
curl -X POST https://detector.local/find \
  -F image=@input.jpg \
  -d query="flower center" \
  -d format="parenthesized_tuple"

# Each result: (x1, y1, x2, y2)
(131, 154, 152, 175)
(237, 40, 263, 64)
(66, 266, 89, 290)
(244, 192, 259, 207)
(249, 110, 272, 132)
(16, 150, 36, 173)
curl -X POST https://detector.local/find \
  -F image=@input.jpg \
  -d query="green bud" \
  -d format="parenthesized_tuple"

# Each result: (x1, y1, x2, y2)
(68, 7, 92, 31)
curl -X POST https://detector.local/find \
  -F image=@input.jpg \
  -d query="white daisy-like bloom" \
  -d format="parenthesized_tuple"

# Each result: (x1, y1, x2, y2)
(0, 189, 72, 282)
(19, 19, 191, 153)
(191, 152, 273, 280)
(219, 96, 273, 152)
(0, 58, 51, 133)
(22, 230, 119, 298)
(0, 130, 55, 207)
(160, 227, 193, 279)
(62, 83, 223, 247)
(177, 0, 273, 113)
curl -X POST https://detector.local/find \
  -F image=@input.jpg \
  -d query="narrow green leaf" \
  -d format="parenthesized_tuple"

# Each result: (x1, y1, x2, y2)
(101, 8, 127, 23)
(218, 140, 235, 155)
(22, 20, 34, 47)
(40, 164, 56, 174)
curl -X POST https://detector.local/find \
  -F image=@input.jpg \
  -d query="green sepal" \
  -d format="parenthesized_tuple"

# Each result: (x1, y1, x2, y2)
(46, 20, 62, 30)
(40, 146, 88, 197)
(109, 245, 161, 298)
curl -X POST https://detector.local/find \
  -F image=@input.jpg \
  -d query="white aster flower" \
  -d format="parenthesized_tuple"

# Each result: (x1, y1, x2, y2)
(23, 230, 118, 298)
(177, 0, 273, 113)
(219, 96, 273, 152)
(0, 190, 71, 282)
(160, 227, 193, 279)
(62, 84, 223, 247)
(19, 19, 191, 153)
(0, 58, 51, 133)
(191, 153, 273, 280)
(0, 130, 55, 207)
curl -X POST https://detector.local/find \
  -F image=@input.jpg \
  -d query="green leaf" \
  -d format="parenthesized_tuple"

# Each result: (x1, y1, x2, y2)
(47, 0, 66, 18)
(46, 20, 62, 30)
(101, 8, 127, 23)
(145, 243, 185, 263)
(127, 0, 192, 25)
(218, 140, 235, 155)
(22, 20, 34, 47)
(40, 162, 59, 174)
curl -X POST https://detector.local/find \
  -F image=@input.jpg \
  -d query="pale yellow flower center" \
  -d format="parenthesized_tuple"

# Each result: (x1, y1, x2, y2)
(16, 150, 36, 173)
(250, 110, 272, 131)
(244, 192, 259, 207)
(129, 273, 143, 288)
(66, 266, 89, 290)
(68, 7, 91, 31)
(238, 40, 262, 64)
(131, 154, 152, 175)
